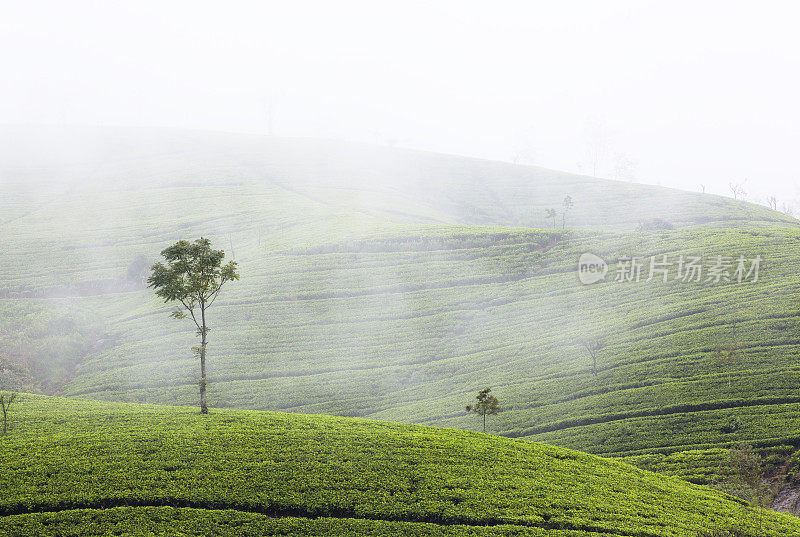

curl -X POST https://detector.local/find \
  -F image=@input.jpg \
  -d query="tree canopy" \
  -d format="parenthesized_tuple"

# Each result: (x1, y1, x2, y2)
(466, 387, 500, 433)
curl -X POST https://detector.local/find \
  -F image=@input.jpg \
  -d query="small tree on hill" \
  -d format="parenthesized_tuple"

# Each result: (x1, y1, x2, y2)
(562, 196, 573, 229)
(766, 196, 778, 211)
(580, 337, 605, 377)
(148, 238, 239, 414)
(0, 393, 18, 435)
(466, 387, 500, 433)
(729, 180, 746, 201)
(545, 208, 557, 228)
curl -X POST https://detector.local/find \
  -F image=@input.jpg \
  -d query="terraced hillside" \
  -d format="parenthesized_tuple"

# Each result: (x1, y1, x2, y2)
(3, 126, 800, 486)
(2, 395, 799, 536)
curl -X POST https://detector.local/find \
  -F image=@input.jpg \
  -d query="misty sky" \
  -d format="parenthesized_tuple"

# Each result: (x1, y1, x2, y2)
(3, 1, 799, 206)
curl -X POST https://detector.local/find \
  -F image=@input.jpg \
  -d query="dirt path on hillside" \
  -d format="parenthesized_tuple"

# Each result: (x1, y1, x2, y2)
(772, 483, 800, 515)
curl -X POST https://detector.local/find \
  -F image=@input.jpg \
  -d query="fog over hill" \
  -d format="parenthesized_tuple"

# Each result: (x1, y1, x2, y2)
(1, 126, 794, 234)
(5, 3, 800, 533)
(2, 127, 800, 488)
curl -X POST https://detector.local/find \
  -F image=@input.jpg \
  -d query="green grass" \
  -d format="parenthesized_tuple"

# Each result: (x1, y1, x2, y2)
(1, 395, 799, 536)
(3, 126, 800, 489)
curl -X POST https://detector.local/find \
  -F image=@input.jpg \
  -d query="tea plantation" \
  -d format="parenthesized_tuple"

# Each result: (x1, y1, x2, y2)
(3, 127, 800, 488)
(1, 395, 799, 536)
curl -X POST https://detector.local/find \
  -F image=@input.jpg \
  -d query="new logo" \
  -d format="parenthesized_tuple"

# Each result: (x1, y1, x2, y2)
(578, 253, 607, 284)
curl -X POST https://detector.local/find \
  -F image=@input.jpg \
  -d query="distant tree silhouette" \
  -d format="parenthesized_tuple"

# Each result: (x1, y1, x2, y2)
(729, 181, 746, 201)
(466, 388, 500, 433)
(126, 254, 152, 286)
(562, 196, 573, 229)
(580, 337, 605, 377)
(766, 196, 778, 211)
(546, 208, 557, 228)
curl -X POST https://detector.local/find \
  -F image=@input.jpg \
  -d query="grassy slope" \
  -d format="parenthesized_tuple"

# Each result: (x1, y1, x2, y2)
(2, 394, 800, 536)
(3, 127, 800, 486)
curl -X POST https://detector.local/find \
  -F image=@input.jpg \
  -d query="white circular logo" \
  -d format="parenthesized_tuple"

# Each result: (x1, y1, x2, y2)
(578, 253, 607, 284)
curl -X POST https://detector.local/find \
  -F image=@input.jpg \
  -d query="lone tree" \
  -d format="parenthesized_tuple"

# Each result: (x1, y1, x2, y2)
(545, 208, 557, 228)
(562, 195, 573, 229)
(466, 387, 500, 433)
(0, 393, 18, 435)
(148, 238, 239, 414)
(580, 336, 605, 377)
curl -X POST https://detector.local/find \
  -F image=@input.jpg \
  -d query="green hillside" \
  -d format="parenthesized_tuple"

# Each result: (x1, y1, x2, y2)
(3, 127, 800, 487)
(1, 395, 798, 536)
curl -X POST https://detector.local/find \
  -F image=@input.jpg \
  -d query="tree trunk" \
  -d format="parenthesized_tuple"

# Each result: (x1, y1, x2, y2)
(592, 353, 598, 377)
(200, 304, 208, 414)
(483, 413, 486, 434)
(2, 402, 7, 435)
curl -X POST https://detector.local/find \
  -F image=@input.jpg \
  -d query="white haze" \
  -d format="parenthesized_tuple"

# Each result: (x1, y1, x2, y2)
(2, 1, 800, 206)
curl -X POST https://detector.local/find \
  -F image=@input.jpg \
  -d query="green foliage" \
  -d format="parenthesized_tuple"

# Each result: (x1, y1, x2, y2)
(0, 507, 591, 537)
(2, 395, 800, 536)
(784, 449, 800, 483)
(721, 444, 764, 491)
(714, 444, 775, 535)
(466, 388, 500, 417)
(720, 416, 742, 434)
(0, 303, 106, 393)
(698, 528, 756, 537)
(148, 237, 239, 311)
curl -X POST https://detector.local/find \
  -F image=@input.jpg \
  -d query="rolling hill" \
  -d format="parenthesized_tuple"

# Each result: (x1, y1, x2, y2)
(2, 126, 800, 487)
(1, 395, 798, 536)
